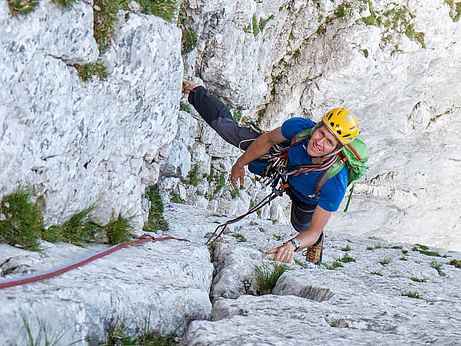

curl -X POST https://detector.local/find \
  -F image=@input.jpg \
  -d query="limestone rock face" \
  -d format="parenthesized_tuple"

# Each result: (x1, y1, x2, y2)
(0, 237, 213, 345)
(0, 1, 182, 228)
(184, 209, 461, 345)
(180, 0, 461, 251)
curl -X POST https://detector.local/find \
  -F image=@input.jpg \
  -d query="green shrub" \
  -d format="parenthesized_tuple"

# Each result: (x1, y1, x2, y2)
(254, 262, 290, 295)
(143, 185, 169, 232)
(412, 244, 442, 257)
(105, 213, 134, 245)
(0, 188, 43, 251)
(7, 0, 39, 16)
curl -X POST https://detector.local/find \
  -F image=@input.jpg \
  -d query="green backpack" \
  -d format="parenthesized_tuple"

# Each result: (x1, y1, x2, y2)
(290, 128, 369, 211)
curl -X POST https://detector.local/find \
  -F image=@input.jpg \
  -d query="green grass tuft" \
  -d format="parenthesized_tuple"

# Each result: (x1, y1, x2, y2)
(338, 253, 356, 263)
(230, 186, 240, 199)
(187, 165, 200, 187)
(181, 27, 198, 54)
(75, 63, 107, 82)
(412, 244, 442, 257)
(104, 213, 134, 245)
(58, 207, 99, 246)
(431, 261, 443, 276)
(143, 185, 169, 233)
(0, 188, 43, 251)
(379, 257, 391, 266)
(323, 260, 343, 270)
(93, 0, 130, 54)
(340, 244, 351, 252)
(410, 276, 426, 283)
(170, 190, 182, 203)
(254, 262, 291, 295)
(231, 232, 246, 242)
(138, 0, 179, 22)
(401, 291, 421, 299)
(51, 0, 76, 7)
(449, 259, 461, 268)
(370, 271, 383, 276)
(7, 0, 39, 16)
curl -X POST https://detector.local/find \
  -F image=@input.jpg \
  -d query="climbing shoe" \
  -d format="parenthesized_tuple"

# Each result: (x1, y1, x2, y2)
(302, 234, 324, 265)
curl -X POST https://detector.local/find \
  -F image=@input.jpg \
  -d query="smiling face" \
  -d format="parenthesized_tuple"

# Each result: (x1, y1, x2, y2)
(306, 124, 341, 157)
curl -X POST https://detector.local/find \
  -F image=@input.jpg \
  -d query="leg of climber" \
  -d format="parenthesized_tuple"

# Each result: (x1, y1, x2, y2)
(183, 80, 259, 150)
(290, 198, 324, 265)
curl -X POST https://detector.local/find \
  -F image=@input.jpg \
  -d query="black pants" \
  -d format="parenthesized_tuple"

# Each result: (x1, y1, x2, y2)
(188, 86, 321, 240)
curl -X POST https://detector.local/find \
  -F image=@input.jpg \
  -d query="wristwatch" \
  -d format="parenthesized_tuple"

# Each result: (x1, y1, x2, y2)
(289, 238, 301, 251)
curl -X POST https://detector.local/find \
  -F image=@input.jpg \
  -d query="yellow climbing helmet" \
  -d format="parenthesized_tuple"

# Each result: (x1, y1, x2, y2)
(322, 107, 360, 145)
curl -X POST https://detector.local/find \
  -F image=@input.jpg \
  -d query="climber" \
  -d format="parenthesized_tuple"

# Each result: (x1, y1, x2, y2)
(182, 79, 361, 264)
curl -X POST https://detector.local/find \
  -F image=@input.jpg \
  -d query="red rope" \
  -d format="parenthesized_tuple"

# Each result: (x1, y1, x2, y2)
(0, 234, 190, 289)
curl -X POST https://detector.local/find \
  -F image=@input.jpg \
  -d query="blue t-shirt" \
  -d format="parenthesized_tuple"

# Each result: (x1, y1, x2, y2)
(279, 117, 348, 212)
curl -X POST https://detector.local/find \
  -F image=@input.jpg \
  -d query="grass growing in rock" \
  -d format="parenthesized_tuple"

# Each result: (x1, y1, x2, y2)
(74, 63, 107, 82)
(104, 213, 134, 245)
(431, 261, 444, 276)
(401, 291, 421, 299)
(43, 206, 99, 246)
(138, 0, 179, 22)
(340, 244, 351, 252)
(143, 185, 169, 233)
(323, 260, 343, 270)
(93, 0, 130, 54)
(7, 0, 39, 16)
(449, 259, 461, 269)
(379, 258, 391, 266)
(445, 0, 461, 22)
(338, 253, 356, 263)
(170, 190, 182, 203)
(412, 244, 443, 257)
(187, 165, 200, 187)
(104, 321, 178, 346)
(362, 3, 425, 50)
(51, 0, 76, 7)
(254, 262, 290, 295)
(22, 313, 66, 346)
(231, 233, 247, 242)
(181, 27, 198, 54)
(0, 188, 43, 251)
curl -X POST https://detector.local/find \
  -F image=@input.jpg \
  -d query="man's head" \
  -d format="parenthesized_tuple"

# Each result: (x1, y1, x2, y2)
(307, 107, 360, 157)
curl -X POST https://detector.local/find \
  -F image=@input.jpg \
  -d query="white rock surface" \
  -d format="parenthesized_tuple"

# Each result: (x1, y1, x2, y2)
(0, 237, 213, 345)
(0, 1, 182, 229)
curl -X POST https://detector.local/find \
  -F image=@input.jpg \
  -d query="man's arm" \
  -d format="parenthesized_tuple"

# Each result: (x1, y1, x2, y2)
(266, 205, 332, 263)
(230, 127, 286, 187)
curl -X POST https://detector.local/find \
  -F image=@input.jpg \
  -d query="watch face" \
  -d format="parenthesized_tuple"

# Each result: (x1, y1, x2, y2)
(291, 238, 301, 249)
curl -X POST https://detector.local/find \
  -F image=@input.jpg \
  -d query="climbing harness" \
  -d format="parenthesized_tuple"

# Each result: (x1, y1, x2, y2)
(0, 234, 190, 289)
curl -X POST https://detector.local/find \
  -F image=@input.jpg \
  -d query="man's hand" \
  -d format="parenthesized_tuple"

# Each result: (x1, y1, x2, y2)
(231, 162, 245, 188)
(266, 242, 296, 264)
